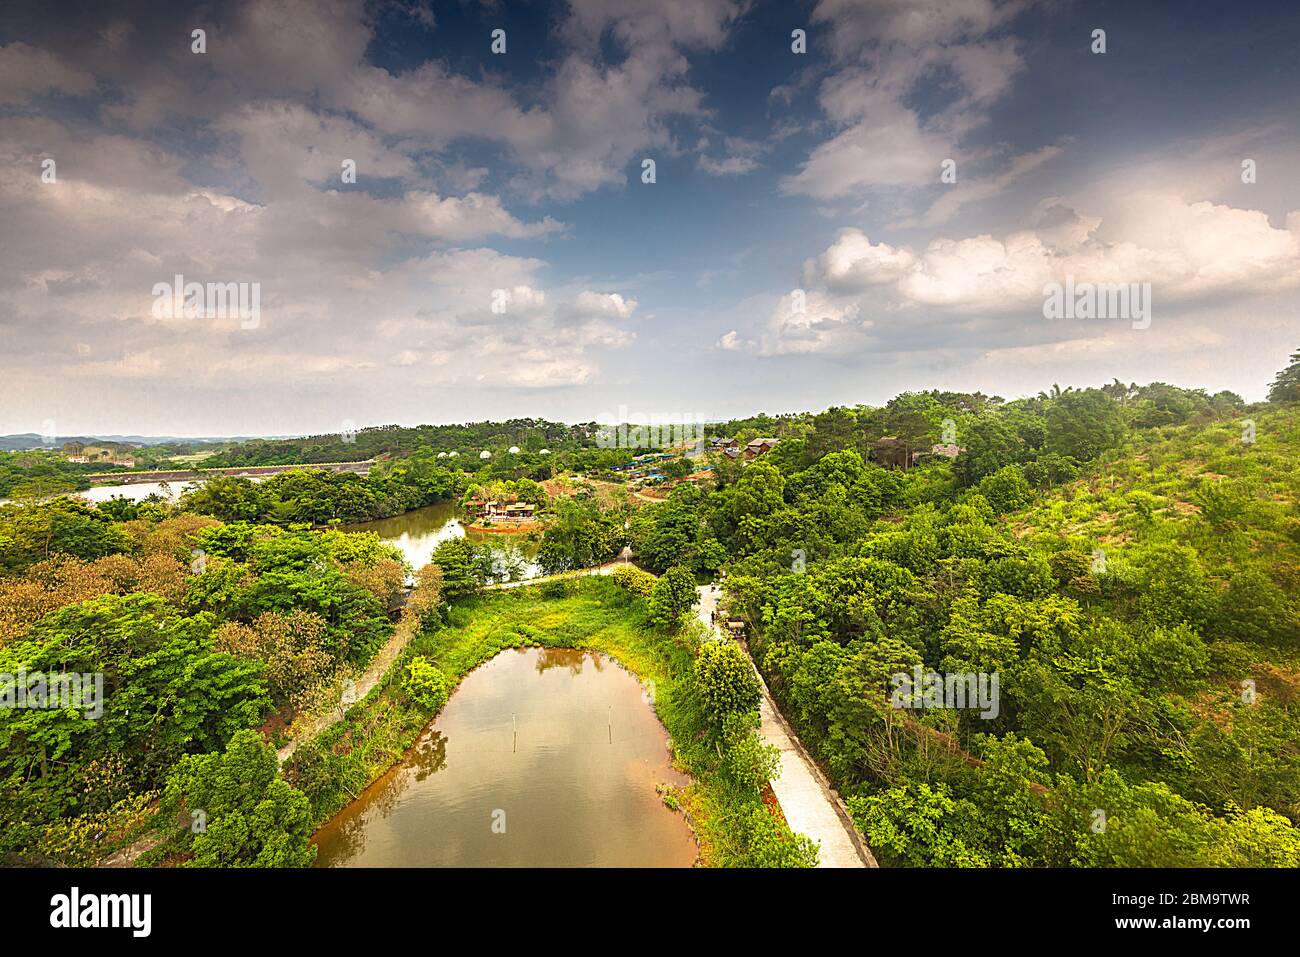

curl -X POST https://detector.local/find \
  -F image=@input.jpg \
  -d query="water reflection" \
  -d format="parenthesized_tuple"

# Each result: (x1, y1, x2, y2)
(345, 501, 542, 579)
(312, 647, 697, 868)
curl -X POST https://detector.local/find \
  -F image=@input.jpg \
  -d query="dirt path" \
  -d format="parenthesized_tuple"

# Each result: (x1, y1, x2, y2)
(98, 832, 164, 868)
(696, 584, 876, 868)
(276, 610, 422, 764)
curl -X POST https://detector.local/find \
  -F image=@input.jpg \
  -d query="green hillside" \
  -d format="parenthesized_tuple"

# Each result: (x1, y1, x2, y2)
(630, 385, 1300, 866)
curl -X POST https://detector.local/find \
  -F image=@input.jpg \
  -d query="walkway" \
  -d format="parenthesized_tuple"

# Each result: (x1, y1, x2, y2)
(276, 607, 421, 764)
(696, 584, 876, 868)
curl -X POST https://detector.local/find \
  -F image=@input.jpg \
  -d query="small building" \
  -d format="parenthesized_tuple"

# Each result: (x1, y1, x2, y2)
(911, 443, 964, 466)
(723, 446, 742, 459)
(480, 501, 537, 520)
(743, 437, 779, 460)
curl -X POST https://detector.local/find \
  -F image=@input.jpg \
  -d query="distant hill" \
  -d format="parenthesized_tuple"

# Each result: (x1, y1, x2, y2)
(0, 433, 297, 451)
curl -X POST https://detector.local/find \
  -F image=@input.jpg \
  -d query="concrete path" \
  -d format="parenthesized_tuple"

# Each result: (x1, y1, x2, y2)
(696, 584, 876, 868)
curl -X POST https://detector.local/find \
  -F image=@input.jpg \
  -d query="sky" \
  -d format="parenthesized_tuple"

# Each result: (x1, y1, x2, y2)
(1, 0, 1298, 437)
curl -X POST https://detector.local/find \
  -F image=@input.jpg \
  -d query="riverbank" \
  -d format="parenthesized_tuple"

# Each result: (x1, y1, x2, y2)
(463, 520, 540, 534)
(285, 577, 817, 867)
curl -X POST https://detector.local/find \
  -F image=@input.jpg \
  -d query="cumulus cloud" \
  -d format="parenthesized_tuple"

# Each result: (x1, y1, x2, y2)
(805, 229, 916, 292)
(765, 194, 1300, 357)
(759, 289, 870, 356)
(784, 0, 1035, 212)
(566, 291, 639, 320)
(716, 330, 751, 351)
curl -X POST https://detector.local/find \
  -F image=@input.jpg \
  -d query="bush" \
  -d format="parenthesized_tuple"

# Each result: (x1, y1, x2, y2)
(977, 465, 1032, 514)
(1216, 569, 1295, 645)
(736, 805, 819, 868)
(611, 563, 657, 597)
(693, 639, 761, 730)
(403, 656, 451, 711)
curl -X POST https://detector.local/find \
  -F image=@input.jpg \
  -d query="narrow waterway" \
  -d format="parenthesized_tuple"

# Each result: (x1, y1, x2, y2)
(312, 647, 697, 867)
(345, 501, 541, 579)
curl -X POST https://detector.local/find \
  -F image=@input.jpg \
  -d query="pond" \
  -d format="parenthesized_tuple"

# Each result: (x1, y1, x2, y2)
(312, 647, 698, 868)
(345, 501, 542, 580)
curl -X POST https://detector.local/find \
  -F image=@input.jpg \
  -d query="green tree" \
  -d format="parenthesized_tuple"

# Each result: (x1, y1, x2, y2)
(1267, 347, 1300, 402)
(163, 729, 316, 867)
(648, 565, 698, 628)
(403, 656, 450, 711)
(1045, 389, 1126, 461)
(431, 538, 491, 598)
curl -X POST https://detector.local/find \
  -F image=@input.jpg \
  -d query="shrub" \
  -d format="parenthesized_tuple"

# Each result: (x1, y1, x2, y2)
(1216, 569, 1295, 645)
(693, 639, 760, 729)
(977, 465, 1032, 514)
(736, 805, 819, 868)
(610, 563, 657, 597)
(403, 656, 451, 711)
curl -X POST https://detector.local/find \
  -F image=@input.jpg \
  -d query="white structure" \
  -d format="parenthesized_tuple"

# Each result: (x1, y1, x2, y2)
(508, 446, 520, 454)
(479, 450, 491, 459)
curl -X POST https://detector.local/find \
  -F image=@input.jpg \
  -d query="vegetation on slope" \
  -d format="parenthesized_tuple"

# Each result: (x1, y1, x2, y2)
(629, 373, 1300, 866)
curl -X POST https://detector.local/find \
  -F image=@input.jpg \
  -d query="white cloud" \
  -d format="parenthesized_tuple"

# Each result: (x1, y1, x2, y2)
(756, 194, 1300, 357)
(805, 228, 916, 292)
(568, 291, 639, 319)
(760, 290, 870, 356)
(785, 1, 1033, 202)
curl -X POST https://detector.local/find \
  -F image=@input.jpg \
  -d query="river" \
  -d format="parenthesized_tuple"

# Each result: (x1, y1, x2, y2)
(312, 647, 698, 867)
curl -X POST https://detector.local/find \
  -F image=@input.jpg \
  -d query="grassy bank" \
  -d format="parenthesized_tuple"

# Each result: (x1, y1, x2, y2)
(282, 575, 815, 867)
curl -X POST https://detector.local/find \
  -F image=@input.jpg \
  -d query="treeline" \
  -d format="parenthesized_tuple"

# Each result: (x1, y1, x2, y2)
(199, 418, 612, 468)
(158, 449, 465, 526)
(0, 451, 94, 500)
(629, 374, 1300, 866)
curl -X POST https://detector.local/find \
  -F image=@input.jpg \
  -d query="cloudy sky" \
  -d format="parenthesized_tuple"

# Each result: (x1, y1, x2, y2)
(1, 0, 1298, 436)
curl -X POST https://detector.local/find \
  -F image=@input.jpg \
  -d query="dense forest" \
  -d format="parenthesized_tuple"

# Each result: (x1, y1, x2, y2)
(626, 363, 1300, 866)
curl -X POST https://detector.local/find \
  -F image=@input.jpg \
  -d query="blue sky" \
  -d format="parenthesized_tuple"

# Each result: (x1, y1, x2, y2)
(2, 0, 1299, 436)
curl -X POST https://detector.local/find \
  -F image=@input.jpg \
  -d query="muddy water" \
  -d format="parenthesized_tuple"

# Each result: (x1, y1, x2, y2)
(345, 501, 541, 578)
(312, 647, 697, 868)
